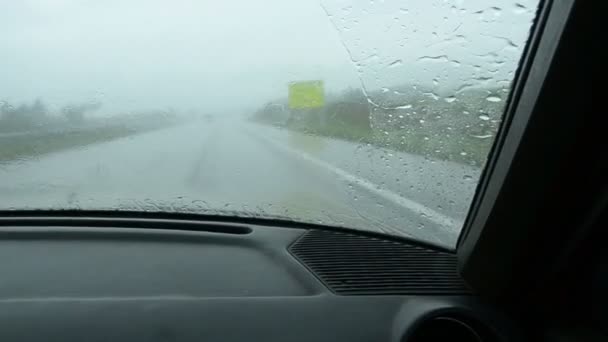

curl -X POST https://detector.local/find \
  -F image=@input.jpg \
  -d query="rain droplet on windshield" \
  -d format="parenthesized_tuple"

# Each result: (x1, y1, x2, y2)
(513, 3, 527, 14)
(417, 55, 449, 62)
(471, 134, 493, 139)
(486, 95, 502, 102)
(388, 59, 403, 68)
(395, 104, 412, 109)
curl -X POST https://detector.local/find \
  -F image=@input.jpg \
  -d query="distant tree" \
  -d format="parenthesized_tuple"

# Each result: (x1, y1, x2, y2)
(63, 106, 84, 124)
(30, 98, 48, 118)
(62, 101, 102, 124)
(0, 99, 50, 131)
(253, 102, 288, 125)
(323, 88, 371, 131)
(0, 101, 12, 118)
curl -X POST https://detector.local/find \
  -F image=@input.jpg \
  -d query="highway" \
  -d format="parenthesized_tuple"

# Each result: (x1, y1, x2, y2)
(0, 119, 481, 247)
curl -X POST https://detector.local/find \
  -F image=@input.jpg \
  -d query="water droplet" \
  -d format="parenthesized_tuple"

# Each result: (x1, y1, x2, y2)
(513, 3, 527, 14)
(479, 114, 490, 121)
(450, 59, 461, 67)
(395, 104, 412, 109)
(388, 59, 403, 68)
(444, 96, 456, 103)
(490, 6, 502, 16)
(486, 95, 502, 102)
(424, 92, 440, 101)
(463, 175, 473, 181)
(417, 55, 449, 62)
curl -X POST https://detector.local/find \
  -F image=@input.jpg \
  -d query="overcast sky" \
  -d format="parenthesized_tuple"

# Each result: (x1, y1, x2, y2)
(0, 0, 538, 116)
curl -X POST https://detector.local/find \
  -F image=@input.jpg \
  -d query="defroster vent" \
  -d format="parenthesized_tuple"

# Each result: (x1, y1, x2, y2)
(289, 230, 470, 295)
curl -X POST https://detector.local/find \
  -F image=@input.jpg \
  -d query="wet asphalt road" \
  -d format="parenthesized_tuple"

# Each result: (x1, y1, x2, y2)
(0, 119, 481, 247)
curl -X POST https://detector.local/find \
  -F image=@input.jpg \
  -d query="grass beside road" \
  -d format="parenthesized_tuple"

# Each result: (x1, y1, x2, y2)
(0, 126, 141, 163)
(253, 85, 504, 167)
(284, 120, 492, 166)
(371, 128, 492, 166)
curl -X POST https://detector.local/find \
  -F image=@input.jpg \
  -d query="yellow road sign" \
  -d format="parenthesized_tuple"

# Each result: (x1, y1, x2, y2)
(288, 80, 324, 109)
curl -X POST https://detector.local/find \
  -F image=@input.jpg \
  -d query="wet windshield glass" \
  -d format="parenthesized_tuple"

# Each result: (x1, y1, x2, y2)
(0, 0, 538, 247)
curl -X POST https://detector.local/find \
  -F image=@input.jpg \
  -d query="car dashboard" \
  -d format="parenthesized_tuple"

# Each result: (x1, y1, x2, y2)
(0, 220, 516, 342)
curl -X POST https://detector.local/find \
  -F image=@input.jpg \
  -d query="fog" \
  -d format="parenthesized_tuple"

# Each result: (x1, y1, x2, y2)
(0, 0, 540, 246)
(1, 0, 537, 116)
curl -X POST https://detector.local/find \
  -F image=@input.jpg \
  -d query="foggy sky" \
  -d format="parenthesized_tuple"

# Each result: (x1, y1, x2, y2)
(1, 0, 538, 116)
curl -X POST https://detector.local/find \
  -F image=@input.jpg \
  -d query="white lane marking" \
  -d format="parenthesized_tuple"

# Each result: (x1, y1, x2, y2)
(251, 130, 463, 231)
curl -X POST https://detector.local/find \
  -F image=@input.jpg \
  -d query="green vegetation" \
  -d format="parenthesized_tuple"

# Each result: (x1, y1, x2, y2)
(252, 84, 508, 166)
(0, 126, 134, 162)
(0, 98, 178, 162)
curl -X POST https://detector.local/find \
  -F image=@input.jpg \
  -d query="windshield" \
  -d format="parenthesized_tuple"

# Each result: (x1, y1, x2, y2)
(0, 0, 538, 247)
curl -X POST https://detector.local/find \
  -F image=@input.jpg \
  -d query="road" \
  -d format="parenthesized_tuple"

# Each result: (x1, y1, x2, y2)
(0, 119, 481, 247)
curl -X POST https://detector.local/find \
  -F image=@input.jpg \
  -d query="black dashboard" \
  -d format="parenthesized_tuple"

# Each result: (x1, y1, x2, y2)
(0, 222, 517, 341)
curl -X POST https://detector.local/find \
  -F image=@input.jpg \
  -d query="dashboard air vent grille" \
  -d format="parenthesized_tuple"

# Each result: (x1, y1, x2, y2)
(289, 230, 470, 295)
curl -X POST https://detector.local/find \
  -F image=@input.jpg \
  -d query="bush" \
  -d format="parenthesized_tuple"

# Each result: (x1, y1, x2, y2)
(252, 84, 507, 166)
